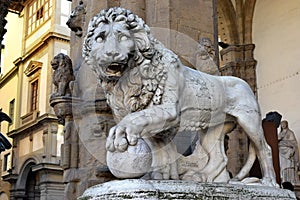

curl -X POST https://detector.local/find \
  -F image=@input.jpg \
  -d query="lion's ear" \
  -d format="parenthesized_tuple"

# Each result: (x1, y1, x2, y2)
(133, 30, 152, 54)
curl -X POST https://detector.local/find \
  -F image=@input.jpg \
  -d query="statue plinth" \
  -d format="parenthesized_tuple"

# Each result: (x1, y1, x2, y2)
(50, 96, 72, 117)
(78, 179, 296, 200)
(50, 96, 81, 122)
(50, 96, 81, 169)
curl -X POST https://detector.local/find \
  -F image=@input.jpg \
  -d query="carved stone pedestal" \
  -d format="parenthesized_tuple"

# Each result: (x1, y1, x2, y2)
(78, 179, 296, 200)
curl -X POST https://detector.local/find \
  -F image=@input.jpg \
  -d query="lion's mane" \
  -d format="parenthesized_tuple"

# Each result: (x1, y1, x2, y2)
(82, 7, 179, 122)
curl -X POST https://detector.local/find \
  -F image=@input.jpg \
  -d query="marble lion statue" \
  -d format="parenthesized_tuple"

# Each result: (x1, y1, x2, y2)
(51, 53, 75, 98)
(82, 7, 277, 186)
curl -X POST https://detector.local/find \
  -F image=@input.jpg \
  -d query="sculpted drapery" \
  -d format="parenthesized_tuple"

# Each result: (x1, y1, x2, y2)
(278, 120, 299, 184)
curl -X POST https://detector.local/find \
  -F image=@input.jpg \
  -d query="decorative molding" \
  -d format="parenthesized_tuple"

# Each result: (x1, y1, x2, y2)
(15, 32, 70, 65)
(8, 114, 57, 139)
(8, 0, 26, 14)
(31, 163, 63, 172)
(20, 110, 40, 126)
(0, 65, 18, 86)
(24, 61, 42, 77)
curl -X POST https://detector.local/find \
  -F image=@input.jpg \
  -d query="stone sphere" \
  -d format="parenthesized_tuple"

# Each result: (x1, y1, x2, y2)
(107, 139, 152, 178)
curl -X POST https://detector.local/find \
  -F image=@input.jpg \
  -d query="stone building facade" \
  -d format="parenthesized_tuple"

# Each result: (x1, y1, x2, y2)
(0, 0, 72, 199)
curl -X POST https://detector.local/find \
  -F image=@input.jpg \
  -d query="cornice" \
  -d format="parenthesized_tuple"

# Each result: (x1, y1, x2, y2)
(15, 32, 70, 65)
(7, 113, 58, 138)
(0, 65, 18, 87)
(31, 163, 63, 172)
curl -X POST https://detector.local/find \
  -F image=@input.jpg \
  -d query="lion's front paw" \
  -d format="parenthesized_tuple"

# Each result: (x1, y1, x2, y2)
(105, 123, 140, 152)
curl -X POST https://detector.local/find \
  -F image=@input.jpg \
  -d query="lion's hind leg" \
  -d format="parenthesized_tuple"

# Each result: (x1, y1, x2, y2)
(234, 112, 278, 187)
(197, 122, 234, 182)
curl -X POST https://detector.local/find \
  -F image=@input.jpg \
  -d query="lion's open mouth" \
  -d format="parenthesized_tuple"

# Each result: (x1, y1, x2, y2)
(105, 63, 126, 77)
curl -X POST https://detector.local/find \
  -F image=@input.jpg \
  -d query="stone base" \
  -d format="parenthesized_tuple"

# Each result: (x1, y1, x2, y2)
(78, 179, 296, 199)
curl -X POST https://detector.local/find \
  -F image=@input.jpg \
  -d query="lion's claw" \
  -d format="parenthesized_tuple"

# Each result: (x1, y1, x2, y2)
(114, 137, 128, 152)
(128, 135, 138, 146)
(106, 138, 115, 152)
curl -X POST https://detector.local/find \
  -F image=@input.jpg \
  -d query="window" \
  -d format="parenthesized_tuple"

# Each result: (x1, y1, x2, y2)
(24, 60, 42, 114)
(27, 0, 53, 35)
(9, 99, 15, 124)
(36, 7, 44, 20)
(30, 80, 39, 112)
(3, 153, 10, 171)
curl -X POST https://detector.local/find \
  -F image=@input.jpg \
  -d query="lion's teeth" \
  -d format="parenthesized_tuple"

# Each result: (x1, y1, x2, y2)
(116, 72, 121, 76)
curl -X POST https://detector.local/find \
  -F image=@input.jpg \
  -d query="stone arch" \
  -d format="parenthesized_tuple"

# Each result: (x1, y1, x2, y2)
(14, 157, 40, 199)
(217, 0, 239, 44)
(243, 0, 257, 44)
(217, 0, 257, 45)
(16, 158, 37, 189)
(217, 0, 258, 87)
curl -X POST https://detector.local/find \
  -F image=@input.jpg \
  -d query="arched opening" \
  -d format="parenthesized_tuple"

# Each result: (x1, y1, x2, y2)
(15, 159, 40, 199)
(25, 168, 40, 200)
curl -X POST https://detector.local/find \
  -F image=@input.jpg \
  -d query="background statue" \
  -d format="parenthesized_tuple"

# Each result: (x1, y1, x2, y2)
(66, 0, 86, 37)
(278, 120, 299, 184)
(82, 7, 277, 186)
(195, 37, 220, 75)
(50, 53, 75, 98)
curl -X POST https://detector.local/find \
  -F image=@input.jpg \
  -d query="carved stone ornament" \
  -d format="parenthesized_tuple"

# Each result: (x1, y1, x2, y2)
(82, 7, 278, 187)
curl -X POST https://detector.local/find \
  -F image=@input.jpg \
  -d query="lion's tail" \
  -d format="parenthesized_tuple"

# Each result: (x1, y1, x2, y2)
(233, 141, 256, 180)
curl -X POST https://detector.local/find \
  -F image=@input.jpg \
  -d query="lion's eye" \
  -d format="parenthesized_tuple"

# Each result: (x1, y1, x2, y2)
(96, 32, 106, 43)
(120, 35, 128, 41)
(96, 36, 103, 43)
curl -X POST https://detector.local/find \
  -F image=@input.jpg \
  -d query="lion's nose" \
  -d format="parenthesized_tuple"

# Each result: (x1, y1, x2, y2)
(105, 50, 120, 59)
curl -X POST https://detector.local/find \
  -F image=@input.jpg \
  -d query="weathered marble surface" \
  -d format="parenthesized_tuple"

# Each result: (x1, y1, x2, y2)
(78, 179, 296, 200)
(106, 138, 152, 178)
(82, 7, 277, 186)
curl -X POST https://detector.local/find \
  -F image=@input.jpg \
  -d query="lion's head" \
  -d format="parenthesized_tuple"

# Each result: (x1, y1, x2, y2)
(82, 7, 156, 81)
(82, 7, 179, 120)
(66, 0, 86, 37)
(51, 53, 73, 72)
